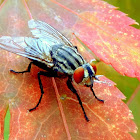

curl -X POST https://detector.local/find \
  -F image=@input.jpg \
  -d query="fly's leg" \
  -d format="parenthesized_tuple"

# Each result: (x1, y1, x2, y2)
(67, 77, 89, 122)
(29, 71, 45, 112)
(90, 87, 104, 103)
(29, 71, 57, 112)
(10, 60, 57, 112)
(10, 62, 33, 74)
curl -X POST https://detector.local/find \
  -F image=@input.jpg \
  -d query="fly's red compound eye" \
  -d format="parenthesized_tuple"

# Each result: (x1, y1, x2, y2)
(73, 67, 84, 83)
(89, 62, 97, 74)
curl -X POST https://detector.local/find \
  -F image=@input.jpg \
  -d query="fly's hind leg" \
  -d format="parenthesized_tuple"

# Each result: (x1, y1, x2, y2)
(10, 62, 33, 74)
(28, 71, 45, 112)
(67, 76, 89, 122)
(29, 71, 57, 112)
(10, 60, 57, 112)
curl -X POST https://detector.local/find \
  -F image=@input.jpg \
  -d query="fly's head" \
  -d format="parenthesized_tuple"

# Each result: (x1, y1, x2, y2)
(73, 61, 98, 87)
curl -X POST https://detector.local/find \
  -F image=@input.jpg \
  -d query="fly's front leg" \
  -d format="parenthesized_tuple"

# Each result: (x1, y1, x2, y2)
(90, 86, 104, 103)
(10, 62, 33, 74)
(29, 71, 57, 112)
(67, 76, 89, 122)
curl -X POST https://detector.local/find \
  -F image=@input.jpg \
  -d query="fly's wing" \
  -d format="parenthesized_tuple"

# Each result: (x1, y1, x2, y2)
(28, 19, 73, 47)
(0, 36, 54, 67)
(0, 19, 74, 68)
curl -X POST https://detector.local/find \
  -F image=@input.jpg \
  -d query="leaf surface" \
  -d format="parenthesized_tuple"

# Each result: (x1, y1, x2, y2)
(0, 0, 137, 139)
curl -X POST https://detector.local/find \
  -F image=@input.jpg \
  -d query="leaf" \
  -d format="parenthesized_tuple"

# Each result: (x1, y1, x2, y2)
(0, 0, 137, 139)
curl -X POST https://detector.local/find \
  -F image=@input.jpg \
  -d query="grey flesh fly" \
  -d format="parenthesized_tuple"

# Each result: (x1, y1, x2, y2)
(0, 19, 104, 121)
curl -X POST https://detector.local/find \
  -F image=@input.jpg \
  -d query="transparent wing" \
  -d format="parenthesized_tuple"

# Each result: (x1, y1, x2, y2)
(28, 19, 73, 47)
(0, 36, 54, 67)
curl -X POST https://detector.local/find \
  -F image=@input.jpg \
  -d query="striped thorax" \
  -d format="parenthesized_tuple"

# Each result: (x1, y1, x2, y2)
(51, 44, 86, 74)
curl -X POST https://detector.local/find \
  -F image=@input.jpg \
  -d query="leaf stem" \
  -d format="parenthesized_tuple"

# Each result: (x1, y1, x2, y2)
(126, 84, 140, 106)
(23, 0, 33, 19)
(52, 78, 71, 140)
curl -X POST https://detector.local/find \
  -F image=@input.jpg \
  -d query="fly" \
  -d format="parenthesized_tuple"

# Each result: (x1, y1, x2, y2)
(0, 19, 104, 122)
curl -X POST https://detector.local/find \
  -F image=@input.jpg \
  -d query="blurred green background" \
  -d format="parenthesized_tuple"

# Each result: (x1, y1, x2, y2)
(4, 0, 140, 139)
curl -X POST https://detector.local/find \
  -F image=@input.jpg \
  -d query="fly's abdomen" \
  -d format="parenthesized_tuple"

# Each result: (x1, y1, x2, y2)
(51, 45, 86, 74)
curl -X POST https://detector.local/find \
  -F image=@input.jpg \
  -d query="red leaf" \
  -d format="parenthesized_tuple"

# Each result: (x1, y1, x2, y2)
(0, 0, 137, 139)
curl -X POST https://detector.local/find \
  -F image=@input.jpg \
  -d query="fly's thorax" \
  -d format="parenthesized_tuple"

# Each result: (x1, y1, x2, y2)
(73, 63, 97, 86)
(51, 45, 86, 74)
